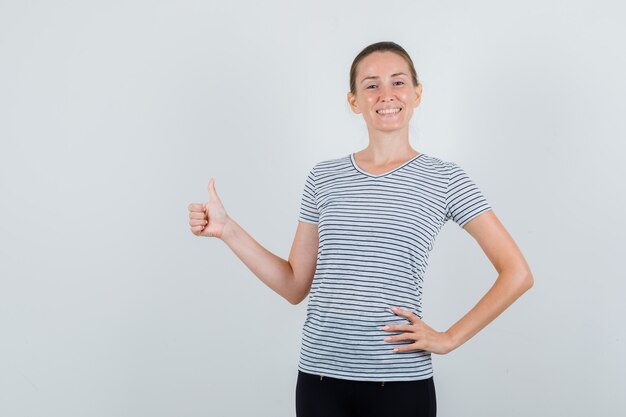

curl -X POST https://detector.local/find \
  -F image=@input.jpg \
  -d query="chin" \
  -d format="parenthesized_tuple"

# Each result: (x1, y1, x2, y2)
(371, 123, 409, 132)
(366, 117, 411, 131)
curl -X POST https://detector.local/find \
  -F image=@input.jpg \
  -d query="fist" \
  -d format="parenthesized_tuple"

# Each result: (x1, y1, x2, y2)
(188, 177, 230, 239)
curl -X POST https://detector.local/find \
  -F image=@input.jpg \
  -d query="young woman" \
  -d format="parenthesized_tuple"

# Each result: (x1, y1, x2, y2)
(187, 41, 534, 417)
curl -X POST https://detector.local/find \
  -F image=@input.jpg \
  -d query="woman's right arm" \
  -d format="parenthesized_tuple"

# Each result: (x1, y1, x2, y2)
(188, 178, 318, 305)
(220, 218, 318, 305)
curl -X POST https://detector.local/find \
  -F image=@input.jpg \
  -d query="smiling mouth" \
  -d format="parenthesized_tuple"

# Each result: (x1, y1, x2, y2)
(376, 108, 402, 116)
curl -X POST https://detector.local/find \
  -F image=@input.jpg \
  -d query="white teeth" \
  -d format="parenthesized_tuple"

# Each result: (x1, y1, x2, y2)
(377, 108, 401, 114)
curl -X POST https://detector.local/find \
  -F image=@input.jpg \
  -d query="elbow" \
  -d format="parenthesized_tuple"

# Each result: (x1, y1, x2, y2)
(287, 269, 312, 305)
(288, 295, 305, 306)
(287, 289, 308, 305)
(502, 267, 533, 296)
(526, 272, 534, 289)
(289, 290, 309, 305)
(518, 269, 534, 293)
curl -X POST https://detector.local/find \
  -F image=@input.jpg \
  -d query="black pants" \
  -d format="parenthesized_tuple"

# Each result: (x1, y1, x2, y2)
(295, 370, 437, 417)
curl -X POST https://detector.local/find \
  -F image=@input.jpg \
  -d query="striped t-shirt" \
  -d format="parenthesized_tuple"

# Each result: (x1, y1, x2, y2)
(296, 152, 492, 382)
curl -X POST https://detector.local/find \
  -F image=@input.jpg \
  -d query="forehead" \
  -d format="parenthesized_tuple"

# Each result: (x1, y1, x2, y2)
(357, 51, 410, 77)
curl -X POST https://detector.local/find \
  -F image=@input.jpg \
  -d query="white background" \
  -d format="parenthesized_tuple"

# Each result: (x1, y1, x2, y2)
(1, 0, 624, 416)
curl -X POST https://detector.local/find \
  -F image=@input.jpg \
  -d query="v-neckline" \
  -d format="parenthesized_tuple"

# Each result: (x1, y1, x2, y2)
(350, 152, 424, 178)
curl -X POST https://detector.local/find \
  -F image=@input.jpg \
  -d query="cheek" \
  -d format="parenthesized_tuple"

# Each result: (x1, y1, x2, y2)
(399, 91, 414, 101)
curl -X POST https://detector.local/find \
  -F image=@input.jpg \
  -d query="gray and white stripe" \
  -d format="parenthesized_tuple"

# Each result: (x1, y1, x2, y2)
(296, 152, 492, 382)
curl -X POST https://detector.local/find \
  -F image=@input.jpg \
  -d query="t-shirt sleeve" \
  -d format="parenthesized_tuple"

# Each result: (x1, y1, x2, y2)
(445, 162, 492, 228)
(297, 165, 319, 224)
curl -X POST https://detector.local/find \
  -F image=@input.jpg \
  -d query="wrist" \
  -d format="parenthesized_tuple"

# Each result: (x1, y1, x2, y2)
(220, 216, 237, 242)
(443, 330, 459, 354)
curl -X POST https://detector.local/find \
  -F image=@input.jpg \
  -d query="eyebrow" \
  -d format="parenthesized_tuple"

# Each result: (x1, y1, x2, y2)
(360, 72, 409, 84)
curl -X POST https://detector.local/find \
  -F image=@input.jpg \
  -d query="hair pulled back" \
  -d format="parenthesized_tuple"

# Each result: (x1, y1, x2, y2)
(349, 41, 419, 96)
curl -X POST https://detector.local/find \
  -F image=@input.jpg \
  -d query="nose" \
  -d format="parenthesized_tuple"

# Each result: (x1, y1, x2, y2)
(379, 83, 395, 101)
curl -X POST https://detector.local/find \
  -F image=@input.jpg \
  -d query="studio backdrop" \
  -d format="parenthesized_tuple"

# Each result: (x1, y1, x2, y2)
(1, 0, 624, 416)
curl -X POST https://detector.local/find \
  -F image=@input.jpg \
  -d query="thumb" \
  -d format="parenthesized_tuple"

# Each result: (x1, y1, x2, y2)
(208, 177, 221, 203)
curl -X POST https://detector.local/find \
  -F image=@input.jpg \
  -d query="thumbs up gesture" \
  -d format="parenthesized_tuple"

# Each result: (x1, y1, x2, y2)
(188, 177, 230, 239)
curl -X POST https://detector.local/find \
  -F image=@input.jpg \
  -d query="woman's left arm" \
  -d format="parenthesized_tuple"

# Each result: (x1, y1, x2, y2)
(442, 209, 534, 352)
(384, 209, 533, 354)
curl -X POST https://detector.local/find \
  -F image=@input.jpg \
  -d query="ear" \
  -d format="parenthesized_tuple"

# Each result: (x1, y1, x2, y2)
(347, 91, 361, 114)
(413, 83, 423, 107)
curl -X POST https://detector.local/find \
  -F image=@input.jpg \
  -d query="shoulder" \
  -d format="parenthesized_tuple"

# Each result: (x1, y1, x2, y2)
(315, 154, 350, 168)
(308, 154, 351, 175)
(416, 153, 458, 176)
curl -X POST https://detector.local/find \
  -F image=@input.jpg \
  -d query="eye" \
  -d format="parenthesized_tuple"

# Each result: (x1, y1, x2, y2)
(366, 84, 377, 89)
(394, 81, 405, 86)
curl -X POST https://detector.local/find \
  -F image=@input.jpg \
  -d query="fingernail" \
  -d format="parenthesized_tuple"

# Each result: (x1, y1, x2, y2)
(382, 326, 389, 330)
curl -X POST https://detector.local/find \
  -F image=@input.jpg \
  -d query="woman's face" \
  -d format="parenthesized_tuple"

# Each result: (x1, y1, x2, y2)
(347, 51, 422, 134)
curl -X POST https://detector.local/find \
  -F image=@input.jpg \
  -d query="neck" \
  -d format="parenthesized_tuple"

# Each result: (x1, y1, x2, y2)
(360, 126, 416, 163)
